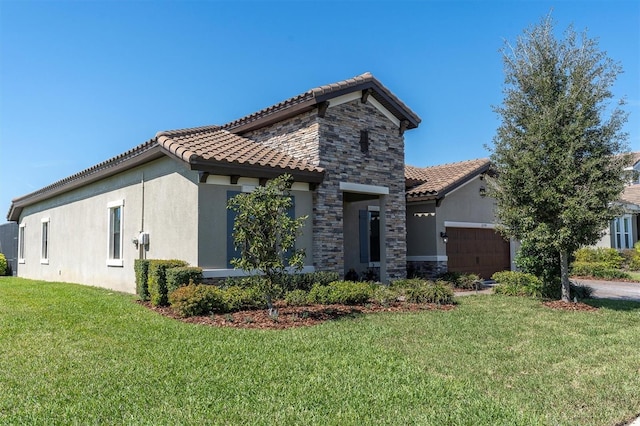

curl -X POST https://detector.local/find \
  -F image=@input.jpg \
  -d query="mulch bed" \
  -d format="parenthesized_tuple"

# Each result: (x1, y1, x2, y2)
(137, 300, 456, 330)
(542, 300, 599, 312)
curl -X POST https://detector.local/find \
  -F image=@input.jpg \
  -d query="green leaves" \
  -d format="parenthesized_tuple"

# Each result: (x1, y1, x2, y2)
(489, 14, 630, 300)
(226, 174, 308, 308)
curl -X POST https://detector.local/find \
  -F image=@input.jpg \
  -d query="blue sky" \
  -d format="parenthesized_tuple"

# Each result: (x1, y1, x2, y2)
(1, 0, 638, 221)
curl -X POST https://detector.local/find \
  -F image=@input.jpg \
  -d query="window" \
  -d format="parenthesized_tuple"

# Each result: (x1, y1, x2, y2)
(359, 208, 380, 264)
(613, 215, 632, 249)
(107, 200, 124, 266)
(41, 218, 49, 264)
(18, 223, 25, 264)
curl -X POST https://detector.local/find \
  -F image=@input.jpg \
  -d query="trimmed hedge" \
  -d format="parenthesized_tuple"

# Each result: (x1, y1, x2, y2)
(0, 253, 7, 276)
(306, 281, 374, 305)
(574, 247, 623, 269)
(492, 271, 544, 297)
(169, 284, 226, 317)
(403, 280, 454, 304)
(570, 261, 631, 280)
(166, 266, 203, 294)
(134, 259, 151, 301)
(148, 259, 189, 306)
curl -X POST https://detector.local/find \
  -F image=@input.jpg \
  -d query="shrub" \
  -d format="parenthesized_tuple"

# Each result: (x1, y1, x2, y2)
(134, 259, 151, 301)
(326, 281, 373, 305)
(515, 237, 561, 289)
(492, 271, 543, 298)
(148, 259, 189, 306)
(307, 284, 333, 305)
(574, 247, 623, 269)
(570, 262, 631, 280)
(222, 285, 266, 312)
(370, 285, 399, 306)
(570, 283, 594, 300)
(166, 267, 203, 294)
(390, 278, 425, 289)
(168, 284, 225, 317)
(439, 272, 483, 290)
(404, 280, 454, 304)
(284, 289, 309, 306)
(0, 253, 7, 276)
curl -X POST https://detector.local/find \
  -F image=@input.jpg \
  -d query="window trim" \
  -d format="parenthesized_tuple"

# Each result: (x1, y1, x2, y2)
(613, 214, 632, 249)
(18, 223, 25, 264)
(41, 217, 50, 264)
(107, 200, 124, 267)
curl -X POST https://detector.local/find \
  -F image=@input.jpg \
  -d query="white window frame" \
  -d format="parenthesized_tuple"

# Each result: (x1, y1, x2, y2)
(107, 200, 124, 267)
(41, 218, 50, 264)
(613, 215, 632, 249)
(18, 223, 25, 264)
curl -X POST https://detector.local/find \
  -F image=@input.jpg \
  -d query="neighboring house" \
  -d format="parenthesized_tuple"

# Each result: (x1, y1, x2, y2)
(7, 73, 421, 293)
(595, 183, 640, 250)
(405, 158, 516, 279)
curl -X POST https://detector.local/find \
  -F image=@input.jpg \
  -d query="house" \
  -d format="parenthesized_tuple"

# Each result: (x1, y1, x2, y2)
(405, 158, 516, 279)
(7, 73, 422, 293)
(595, 183, 640, 250)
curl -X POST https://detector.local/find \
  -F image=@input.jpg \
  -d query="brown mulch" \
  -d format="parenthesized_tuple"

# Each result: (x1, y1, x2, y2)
(137, 300, 456, 330)
(542, 300, 599, 312)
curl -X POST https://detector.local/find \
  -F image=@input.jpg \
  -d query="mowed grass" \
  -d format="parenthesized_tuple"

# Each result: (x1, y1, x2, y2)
(1, 277, 639, 425)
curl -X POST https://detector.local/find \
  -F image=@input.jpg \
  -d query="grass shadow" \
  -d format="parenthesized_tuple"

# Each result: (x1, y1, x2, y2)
(583, 298, 640, 312)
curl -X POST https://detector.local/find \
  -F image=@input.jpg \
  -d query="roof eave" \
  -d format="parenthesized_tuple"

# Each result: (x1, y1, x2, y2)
(226, 99, 318, 134)
(7, 145, 165, 222)
(189, 159, 325, 184)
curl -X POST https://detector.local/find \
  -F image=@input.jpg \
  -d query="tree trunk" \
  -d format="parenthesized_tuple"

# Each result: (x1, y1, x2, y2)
(560, 250, 571, 302)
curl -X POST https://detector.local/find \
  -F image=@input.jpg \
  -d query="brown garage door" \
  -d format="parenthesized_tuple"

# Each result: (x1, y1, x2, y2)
(446, 227, 510, 279)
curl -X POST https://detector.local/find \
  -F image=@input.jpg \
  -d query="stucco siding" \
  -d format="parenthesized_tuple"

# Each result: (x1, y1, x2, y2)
(406, 201, 437, 257)
(197, 179, 314, 270)
(16, 157, 199, 293)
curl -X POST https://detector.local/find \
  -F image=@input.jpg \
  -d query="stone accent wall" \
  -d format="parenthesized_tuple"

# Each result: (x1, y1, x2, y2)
(407, 260, 448, 279)
(316, 99, 407, 280)
(242, 110, 321, 164)
(242, 98, 407, 280)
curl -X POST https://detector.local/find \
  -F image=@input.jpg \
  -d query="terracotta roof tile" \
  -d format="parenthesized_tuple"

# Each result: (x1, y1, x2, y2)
(405, 158, 491, 200)
(155, 126, 323, 174)
(223, 72, 421, 133)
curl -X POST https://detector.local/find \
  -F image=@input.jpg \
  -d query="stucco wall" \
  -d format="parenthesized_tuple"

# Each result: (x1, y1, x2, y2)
(16, 157, 199, 293)
(197, 178, 314, 269)
(406, 201, 437, 257)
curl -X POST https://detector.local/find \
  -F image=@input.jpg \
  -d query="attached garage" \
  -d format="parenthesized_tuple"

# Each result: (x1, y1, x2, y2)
(446, 227, 510, 279)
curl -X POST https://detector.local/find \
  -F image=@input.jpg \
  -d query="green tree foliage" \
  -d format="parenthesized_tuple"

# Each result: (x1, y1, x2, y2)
(488, 15, 629, 301)
(227, 174, 308, 310)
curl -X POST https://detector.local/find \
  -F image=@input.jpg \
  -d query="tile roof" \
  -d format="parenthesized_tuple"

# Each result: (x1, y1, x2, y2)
(620, 184, 640, 206)
(405, 158, 491, 201)
(155, 126, 324, 174)
(223, 72, 421, 134)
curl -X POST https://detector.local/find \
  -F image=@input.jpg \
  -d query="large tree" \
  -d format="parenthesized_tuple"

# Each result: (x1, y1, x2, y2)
(489, 14, 629, 301)
(227, 174, 307, 311)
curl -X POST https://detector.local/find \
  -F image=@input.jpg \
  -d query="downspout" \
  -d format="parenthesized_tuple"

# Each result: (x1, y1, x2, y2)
(140, 173, 145, 259)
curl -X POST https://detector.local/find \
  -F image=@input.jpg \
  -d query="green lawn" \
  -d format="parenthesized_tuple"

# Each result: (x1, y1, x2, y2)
(1, 277, 639, 425)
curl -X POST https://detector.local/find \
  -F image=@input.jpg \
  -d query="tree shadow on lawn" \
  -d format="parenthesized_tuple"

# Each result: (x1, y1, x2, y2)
(583, 298, 640, 312)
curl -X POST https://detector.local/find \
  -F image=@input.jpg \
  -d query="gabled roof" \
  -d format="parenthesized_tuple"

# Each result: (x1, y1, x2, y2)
(405, 158, 491, 202)
(223, 72, 421, 134)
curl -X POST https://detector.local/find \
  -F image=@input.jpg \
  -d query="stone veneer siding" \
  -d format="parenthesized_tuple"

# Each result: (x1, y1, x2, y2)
(241, 99, 407, 280)
(316, 100, 407, 280)
(407, 260, 448, 279)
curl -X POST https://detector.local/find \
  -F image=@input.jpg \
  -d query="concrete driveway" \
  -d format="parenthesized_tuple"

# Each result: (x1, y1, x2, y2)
(572, 279, 640, 302)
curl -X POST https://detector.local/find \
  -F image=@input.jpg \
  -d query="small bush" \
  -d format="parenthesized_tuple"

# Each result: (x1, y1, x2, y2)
(148, 259, 189, 306)
(571, 262, 631, 280)
(326, 281, 373, 305)
(168, 284, 225, 317)
(222, 285, 266, 312)
(307, 284, 334, 305)
(166, 267, 203, 294)
(284, 289, 309, 306)
(401, 279, 454, 304)
(370, 285, 398, 306)
(574, 247, 623, 269)
(134, 259, 151, 301)
(492, 271, 543, 298)
(0, 253, 7, 276)
(570, 283, 594, 300)
(390, 278, 425, 289)
(439, 272, 483, 290)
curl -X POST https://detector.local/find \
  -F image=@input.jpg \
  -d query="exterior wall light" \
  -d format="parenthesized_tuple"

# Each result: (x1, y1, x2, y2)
(479, 187, 487, 197)
(440, 231, 449, 244)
